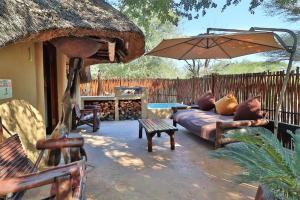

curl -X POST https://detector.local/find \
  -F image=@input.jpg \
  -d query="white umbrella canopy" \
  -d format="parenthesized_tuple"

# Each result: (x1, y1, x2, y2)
(146, 32, 284, 59)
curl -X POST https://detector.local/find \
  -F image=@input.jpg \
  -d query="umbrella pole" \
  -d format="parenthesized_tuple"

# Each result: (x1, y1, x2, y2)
(274, 51, 296, 136)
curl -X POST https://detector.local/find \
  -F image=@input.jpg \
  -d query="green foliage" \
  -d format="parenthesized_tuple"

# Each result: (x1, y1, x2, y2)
(211, 127, 300, 199)
(90, 58, 184, 79)
(113, 0, 178, 30)
(109, 0, 299, 26)
(210, 61, 287, 74)
(264, 0, 300, 22)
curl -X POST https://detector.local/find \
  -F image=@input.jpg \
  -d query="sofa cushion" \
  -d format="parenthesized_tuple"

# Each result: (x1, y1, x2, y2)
(215, 93, 238, 115)
(173, 109, 233, 141)
(196, 92, 215, 111)
(234, 96, 264, 120)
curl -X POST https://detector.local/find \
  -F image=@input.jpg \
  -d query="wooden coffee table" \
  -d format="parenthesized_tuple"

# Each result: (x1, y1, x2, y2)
(138, 119, 178, 152)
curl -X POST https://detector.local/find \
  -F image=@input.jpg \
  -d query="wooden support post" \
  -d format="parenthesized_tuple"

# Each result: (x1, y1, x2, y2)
(274, 51, 296, 136)
(55, 175, 72, 200)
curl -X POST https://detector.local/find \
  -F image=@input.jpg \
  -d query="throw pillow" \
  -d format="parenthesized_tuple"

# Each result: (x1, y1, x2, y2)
(234, 96, 264, 120)
(215, 93, 238, 115)
(196, 91, 215, 111)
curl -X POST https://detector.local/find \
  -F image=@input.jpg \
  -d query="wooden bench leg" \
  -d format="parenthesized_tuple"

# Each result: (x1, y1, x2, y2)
(146, 133, 154, 152)
(93, 109, 98, 132)
(157, 132, 161, 137)
(173, 120, 177, 127)
(168, 131, 175, 150)
(139, 123, 143, 138)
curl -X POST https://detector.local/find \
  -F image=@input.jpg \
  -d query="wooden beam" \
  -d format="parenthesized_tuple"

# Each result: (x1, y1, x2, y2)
(36, 137, 84, 150)
(108, 42, 116, 62)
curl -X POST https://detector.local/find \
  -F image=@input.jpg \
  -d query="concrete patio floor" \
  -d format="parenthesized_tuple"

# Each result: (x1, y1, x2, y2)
(82, 120, 257, 200)
(25, 119, 257, 200)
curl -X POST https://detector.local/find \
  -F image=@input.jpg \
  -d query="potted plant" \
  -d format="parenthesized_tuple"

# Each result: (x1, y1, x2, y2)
(210, 127, 300, 200)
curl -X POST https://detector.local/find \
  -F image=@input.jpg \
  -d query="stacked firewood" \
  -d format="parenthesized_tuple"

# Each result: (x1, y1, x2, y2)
(85, 101, 115, 121)
(119, 100, 142, 120)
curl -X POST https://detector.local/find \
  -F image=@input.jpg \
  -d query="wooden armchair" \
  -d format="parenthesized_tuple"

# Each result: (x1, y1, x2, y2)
(0, 117, 86, 200)
(72, 104, 100, 132)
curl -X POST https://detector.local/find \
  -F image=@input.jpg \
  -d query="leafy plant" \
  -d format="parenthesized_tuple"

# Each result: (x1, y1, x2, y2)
(210, 127, 300, 199)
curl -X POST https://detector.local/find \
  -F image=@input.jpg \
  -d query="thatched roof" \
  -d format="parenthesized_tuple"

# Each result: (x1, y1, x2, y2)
(0, 0, 145, 63)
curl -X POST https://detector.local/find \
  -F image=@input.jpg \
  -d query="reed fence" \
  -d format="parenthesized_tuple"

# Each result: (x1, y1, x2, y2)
(80, 68, 300, 125)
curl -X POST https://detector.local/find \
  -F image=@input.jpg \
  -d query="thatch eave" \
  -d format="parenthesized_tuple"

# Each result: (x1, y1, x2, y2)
(0, 0, 145, 63)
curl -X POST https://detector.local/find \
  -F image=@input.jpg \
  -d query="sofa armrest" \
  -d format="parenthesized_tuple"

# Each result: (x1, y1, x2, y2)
(215, 119, 269, 148)
(0, 160, 84, 196)
(36, 137, 84, 150)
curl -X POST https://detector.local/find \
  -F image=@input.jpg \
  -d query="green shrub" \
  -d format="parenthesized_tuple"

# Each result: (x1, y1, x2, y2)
(211, 127, 300, 199)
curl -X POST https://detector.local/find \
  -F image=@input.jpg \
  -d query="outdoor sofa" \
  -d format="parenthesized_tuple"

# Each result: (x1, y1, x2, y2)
(172, 105, 269, 148)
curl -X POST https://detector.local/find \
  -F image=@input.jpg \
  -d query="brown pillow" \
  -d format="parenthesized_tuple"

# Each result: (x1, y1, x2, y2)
(215, 93, 238, 115)
(196, 92, 215, 111)
(234, 96, 264, 120)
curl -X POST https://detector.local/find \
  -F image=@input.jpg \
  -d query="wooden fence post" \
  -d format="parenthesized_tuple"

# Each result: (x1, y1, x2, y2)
(191, 76, 195, 104)
(97, 72, 101, 96)
(211, 73, 216, 96)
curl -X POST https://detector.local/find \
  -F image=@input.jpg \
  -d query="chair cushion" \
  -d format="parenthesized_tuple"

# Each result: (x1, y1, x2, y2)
(196, 92, 215, 111)
(215, 93, 238, 115)
(173, 109, 233, 141)
(234, 96, 264, 120)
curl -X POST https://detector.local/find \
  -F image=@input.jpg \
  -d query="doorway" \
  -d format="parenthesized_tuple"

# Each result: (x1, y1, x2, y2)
(43, 42, 59, 134)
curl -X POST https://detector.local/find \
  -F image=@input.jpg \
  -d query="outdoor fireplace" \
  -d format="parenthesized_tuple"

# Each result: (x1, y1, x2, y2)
(81, 87, 147, 120)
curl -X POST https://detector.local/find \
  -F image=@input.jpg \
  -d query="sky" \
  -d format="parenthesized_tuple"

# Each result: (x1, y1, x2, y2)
(172, 1, 299, 66)
(177, 1, 299, 36)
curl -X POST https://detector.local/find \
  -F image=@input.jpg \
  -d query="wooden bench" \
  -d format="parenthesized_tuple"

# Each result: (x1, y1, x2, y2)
(138, 119, 178, 152)
(0, 117, 86, 200)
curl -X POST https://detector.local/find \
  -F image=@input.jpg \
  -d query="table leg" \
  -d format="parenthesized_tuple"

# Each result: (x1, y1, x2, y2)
(147, 133, 154, 152)
(157, 132, 161, 137)
(139, 123, 143, 138)
(168, 131, 175, 150)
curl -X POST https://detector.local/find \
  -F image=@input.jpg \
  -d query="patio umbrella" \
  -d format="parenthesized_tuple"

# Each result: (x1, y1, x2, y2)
(146, 31, 284, 59)
(146, 27, 298, 136)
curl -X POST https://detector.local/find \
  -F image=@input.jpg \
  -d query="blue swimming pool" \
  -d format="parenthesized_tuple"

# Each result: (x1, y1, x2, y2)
(147, 103, 187, 109)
